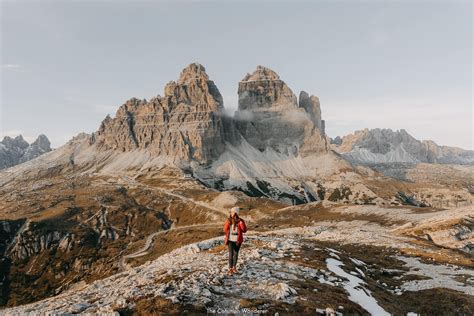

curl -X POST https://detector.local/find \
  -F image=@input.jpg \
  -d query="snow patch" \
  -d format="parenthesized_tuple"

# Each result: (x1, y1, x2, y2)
(326, 258, 390, 316)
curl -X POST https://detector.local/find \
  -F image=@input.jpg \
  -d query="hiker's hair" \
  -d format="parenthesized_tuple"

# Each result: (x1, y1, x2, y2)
(229, 213, 239, 225)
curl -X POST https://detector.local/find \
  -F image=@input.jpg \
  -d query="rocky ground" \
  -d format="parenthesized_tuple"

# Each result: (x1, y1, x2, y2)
(1, 201, 473, 315)
(1, 214, 474, 315)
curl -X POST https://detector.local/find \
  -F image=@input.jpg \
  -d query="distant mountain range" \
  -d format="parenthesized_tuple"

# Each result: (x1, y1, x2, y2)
(331, 128, 474, 165)
(0, 134, 52, 169)
(1, 64, 472, 200)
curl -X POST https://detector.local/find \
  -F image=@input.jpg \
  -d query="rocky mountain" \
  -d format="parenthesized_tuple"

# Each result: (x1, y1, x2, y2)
(195, 65, 331, 202)
(85, 63, 332, 203)
(92, 64, 328, 161)
(92, 63, 226, 165)
(0, 63, 473, 313)
(232, 65, 326, 154)
(331, 128, 474, 165)
(0, 134, 51, 170)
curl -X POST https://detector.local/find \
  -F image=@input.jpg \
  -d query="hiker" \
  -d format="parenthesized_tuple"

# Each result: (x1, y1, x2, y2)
(223, 206, 247, 275)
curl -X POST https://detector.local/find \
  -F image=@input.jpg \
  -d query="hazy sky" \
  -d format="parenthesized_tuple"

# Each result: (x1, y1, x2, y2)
(1, 0, 472, 149)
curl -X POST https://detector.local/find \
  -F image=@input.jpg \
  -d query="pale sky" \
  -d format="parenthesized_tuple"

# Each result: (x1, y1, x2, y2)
(1, 0, 472, 149)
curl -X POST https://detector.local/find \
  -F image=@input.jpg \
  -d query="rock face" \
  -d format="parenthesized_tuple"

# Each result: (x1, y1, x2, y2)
(92, 63, 226, 164)
(232, 66, 327, 155)
(0, 135, 51, 170)
(87, 63, 329, 203)
(237, 65, 297, 111)
(20, 135, 52, 163)
(92, 64, 327, 165)
(332, 128, 474, 165)
(298, 91, 324, 135)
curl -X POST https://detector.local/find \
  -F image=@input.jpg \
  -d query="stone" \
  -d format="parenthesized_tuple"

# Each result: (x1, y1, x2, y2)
(233, 66, 327, 155)
(0, 134, 52, 169)
(92, 63, 226, 165)
(298, 91, 324, 135)
(20, 134, 52, 163)
(332, 128, 474, 164)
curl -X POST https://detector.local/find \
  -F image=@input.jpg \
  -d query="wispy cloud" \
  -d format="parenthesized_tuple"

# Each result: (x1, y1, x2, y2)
(1, 64, 25, 72)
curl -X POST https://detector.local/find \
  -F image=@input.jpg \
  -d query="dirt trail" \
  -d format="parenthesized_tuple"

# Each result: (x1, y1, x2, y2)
(119, 175, 228, 216)
(119, 222, 221, 271)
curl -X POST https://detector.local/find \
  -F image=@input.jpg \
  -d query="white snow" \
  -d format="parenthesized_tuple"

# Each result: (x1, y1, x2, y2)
(397, 256, 474, 295)
(326, 258, 390, 316)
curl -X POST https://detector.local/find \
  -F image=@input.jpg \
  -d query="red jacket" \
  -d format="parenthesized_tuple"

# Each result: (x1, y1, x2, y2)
(223, 218, 247, 245)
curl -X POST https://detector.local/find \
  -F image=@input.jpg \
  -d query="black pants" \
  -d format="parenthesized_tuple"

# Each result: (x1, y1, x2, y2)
(228, 241, 241, 268)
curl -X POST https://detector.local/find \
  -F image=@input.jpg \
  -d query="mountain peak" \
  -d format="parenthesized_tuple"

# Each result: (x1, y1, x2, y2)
(238, 65, 295, 111)
(241, 65, 280, 82)
(0, 133, 52, 169)
(177, 63, 209, 84)
(31, 134, 51, 151)
(93, 63, 225, 164)
(1, 134, 29, 149)
(333, 128, 474, 164)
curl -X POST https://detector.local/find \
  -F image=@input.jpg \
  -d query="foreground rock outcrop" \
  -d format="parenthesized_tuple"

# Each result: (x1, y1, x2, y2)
(4, 205, 474, 315)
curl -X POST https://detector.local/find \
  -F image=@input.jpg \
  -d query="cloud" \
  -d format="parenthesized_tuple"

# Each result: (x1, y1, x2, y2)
(282, 109, 312, 124)
(1, 64, 24, 72)
(233, 110, 254, 121)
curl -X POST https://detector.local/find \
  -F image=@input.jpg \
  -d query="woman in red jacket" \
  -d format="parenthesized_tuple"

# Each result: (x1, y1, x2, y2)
(223, 206, 247, 275)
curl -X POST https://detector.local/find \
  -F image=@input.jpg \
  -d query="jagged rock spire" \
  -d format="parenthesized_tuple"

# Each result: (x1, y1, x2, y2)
(238, 65, 297, 111)
(234, 65, 327, 154)
(93, 63, 226, 164)
(177, 63, 209, 84)
(299, 91, 324, 135)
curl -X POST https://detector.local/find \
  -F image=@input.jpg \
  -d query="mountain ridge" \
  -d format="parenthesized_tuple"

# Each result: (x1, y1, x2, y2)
(331, 128, 474, 165)
(0, 134, 52, 170)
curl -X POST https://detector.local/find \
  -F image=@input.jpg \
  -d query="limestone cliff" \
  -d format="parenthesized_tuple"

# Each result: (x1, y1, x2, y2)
(92, 63, 226, 165)
(232, 65, 327, 155)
